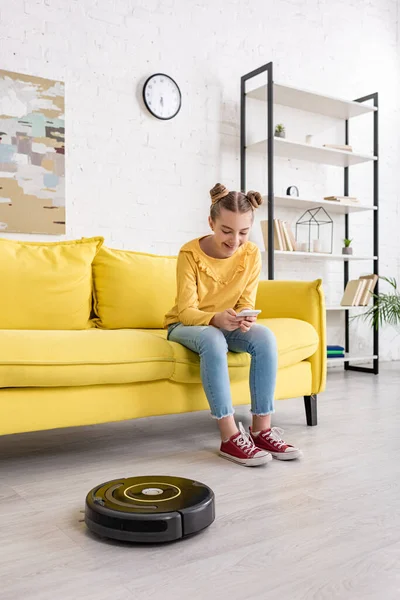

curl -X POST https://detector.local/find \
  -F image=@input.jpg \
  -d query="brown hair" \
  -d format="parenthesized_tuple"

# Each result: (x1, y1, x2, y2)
(209, 183, 263, 221)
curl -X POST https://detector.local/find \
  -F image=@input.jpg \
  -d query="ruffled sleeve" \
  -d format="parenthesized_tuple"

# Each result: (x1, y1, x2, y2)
(175, 250, 217, 325)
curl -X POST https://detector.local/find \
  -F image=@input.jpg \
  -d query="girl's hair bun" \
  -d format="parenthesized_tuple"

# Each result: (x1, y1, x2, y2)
(210, 183, 230, 204)
(246, 190, 263, 209)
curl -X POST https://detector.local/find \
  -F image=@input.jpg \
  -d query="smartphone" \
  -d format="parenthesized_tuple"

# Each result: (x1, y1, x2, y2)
(236, 309, 262, 318)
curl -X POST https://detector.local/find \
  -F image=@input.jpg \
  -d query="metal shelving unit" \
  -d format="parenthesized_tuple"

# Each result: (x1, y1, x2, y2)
(240, 61, 379, 376)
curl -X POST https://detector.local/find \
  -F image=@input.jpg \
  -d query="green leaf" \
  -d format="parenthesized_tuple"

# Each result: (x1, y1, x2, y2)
(358, 279, 400, 330)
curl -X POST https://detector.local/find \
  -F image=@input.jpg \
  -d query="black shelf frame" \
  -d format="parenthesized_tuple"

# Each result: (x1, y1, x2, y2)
(344, 93, 379, 375)
(240, 61, 379, 377)
(241, 61, 275, 280)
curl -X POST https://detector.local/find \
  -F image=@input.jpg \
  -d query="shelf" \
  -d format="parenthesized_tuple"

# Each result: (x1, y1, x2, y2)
(241, 62, 379, 377)
(326, 306, 369, 311)
(327, 354, 378, 366)
(271, 195, 377, 214)
(246, 82, 377, 120)
(273, 250, 377, 261)
(247, 137, 377, 167)
(325, 304, 371, 312)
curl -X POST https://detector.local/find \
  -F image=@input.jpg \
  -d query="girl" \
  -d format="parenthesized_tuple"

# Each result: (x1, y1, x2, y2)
(164, 183, 301, 466)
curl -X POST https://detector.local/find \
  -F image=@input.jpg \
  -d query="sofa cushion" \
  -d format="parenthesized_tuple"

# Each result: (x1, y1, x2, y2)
(92, 246, 177, 329)
(264, 318, 319, 367)
(166, 318, 319, 384)
(0, 329, 174, 388)
(0, 237, 103, 330)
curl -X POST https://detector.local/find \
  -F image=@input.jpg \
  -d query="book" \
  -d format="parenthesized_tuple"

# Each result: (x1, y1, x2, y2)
(323, 143, 353, 152)
(327, 344, 345, 358)
(359, 274, 378, 305)
(261, 220, 284, 251)
(324, 196, 359, 203)
(260, 220, 268, 250)
(260, 220, 273, 250)
(273, 219, 284, 250)
(281, 221, 293, 251)
(340, 275, 378, 307)
(285, 222, 298, 251)
(277, 220, 289, 250)
(353, 280, 368, 306)
(261, 219, 298, 253)
(341, 280, 362, 306)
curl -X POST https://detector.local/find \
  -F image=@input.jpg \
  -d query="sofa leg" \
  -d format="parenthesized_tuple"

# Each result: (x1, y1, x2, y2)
(304, 395, 318, 426)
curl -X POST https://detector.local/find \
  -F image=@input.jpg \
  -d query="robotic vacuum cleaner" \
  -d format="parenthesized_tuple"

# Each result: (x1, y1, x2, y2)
(85, 475, 215, 543)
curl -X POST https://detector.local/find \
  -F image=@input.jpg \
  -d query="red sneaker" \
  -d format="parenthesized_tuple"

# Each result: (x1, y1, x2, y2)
(250, 427, 302, 461)
(219, 423, 272, 467)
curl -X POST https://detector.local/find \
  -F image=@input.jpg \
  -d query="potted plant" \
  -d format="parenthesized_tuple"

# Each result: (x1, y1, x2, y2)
(361, 277, 400, 330)
(274, 124, 286, 139)
(342, 238, 353, 255)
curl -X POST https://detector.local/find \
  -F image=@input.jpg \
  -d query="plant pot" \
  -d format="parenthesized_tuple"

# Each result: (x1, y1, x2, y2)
(342, 247, 353, 255)
(275, 132, 285, 139)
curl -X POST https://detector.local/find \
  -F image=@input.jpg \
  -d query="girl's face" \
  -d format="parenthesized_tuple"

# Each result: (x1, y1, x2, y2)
(209, 208, 253, 258)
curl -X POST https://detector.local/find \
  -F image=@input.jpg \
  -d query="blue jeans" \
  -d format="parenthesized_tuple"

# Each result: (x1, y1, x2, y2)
(167, 323, 277, 419)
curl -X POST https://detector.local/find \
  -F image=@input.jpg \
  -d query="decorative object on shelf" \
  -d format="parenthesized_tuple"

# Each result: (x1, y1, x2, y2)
(323, 143, 353, 152)
(341, 274, 378, 306)
(359, 276, 398, 330)
(0, 69, 65, 234)
(327, 345, 345, 359)
(324, 195, 359, 205)
(342, 238, 353, 255)
(261, 219, 297, 251)
(305, 134, 314, 144)
(295, 207, 333, 254)
(286, 185, 299, 197)
(313, 239, 322, 253)
(143, 73, 182, 120)
(274, 123, 286, 138)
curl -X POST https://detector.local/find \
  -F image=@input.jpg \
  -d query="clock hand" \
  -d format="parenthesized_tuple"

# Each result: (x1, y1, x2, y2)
(160, 96, 164, 107)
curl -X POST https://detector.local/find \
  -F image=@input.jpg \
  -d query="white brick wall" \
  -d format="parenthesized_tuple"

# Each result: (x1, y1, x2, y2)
(1, 0, 400, 359)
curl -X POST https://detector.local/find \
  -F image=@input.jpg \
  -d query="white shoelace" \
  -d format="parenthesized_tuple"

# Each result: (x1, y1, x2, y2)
(263, 426, 286, 449)
(234, 422, 258, 455)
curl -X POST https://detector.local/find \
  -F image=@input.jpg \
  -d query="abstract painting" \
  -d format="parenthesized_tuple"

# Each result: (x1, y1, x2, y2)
(0, 69, 65, 234)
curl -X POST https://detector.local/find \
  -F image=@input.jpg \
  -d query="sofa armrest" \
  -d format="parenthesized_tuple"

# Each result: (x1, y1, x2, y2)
(256, 279, 326, 394)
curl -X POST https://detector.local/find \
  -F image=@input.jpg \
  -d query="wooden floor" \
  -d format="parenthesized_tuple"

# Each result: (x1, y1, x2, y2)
(1, 364, 400, 600)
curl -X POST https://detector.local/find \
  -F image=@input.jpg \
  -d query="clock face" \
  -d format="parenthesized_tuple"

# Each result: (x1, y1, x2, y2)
(287, 186, 299, 197)
(143, 74, 181, 120)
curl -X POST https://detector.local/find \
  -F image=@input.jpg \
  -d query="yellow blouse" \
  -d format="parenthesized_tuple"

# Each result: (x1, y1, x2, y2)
(164, 236, 261, 327)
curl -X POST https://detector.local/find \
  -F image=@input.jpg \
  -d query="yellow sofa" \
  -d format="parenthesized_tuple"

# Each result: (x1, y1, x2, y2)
(0, 240, 326, 436)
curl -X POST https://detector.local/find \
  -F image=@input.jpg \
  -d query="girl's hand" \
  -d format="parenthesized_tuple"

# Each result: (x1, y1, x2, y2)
(238, 312, 258, 333)
(211, 309, 241, 331)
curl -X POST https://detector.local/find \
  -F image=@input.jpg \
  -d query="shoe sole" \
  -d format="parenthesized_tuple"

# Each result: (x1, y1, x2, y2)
(219, 451, 273, 467)
(270, 449, 303, 461)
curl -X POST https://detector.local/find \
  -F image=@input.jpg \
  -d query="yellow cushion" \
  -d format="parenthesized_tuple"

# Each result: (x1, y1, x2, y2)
(168, 318, 318, 384)
(92, 247, 177, 329)
(0, 237, 103, 330)
(0, 364, 312, 435)
(0, 329, 174, 387)
(262, 318, 319, 368)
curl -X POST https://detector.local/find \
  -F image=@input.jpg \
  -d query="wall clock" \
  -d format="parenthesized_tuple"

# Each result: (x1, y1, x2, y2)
(142, 73, 182, 120)
(286, 186, 299, 197)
